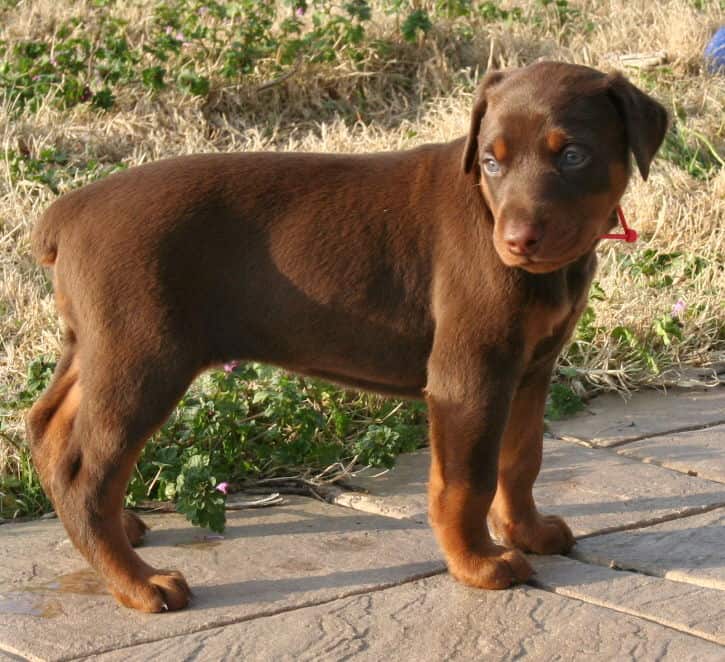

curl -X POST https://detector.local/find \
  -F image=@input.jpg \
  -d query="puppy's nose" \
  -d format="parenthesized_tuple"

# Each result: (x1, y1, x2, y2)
(504, 224, 543, 256)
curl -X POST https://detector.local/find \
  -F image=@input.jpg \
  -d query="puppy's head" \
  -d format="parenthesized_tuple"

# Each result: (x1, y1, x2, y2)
(463, 62, 668, 273)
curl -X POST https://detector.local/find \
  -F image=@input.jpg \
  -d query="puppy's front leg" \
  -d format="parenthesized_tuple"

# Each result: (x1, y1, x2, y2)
(488, 362, 575, 554)
(425, 346, 533, 589)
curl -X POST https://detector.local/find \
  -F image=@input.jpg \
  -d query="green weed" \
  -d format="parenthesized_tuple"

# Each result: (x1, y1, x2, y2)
(0, 1, 600, 115)
(4, 147, 127, 195)
(620, 249, 710, 289)
(1, 359, 427, 529)
(126, 364, 427, 532)
(661, 119, 723, 181)
(546, 382, 585, 420)
(564, 248, 715, 380)
(0, 357, 56, 518)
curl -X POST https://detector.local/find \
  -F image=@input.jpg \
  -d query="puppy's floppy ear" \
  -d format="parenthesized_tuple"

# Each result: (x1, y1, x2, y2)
(462, 70, 506, 174)
(606, 72, 669, 181)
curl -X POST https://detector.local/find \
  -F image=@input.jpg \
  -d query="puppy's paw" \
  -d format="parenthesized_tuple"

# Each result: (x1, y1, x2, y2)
(121, 510, 149, 547)
(110, 570, 192, 613)
(446, 545, 533, 590)
(491, 512, 575, 555)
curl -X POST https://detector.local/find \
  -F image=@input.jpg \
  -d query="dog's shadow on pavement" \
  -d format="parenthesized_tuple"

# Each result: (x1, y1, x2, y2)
(150, 506, 425, 544)
(184, 560, 445, 610)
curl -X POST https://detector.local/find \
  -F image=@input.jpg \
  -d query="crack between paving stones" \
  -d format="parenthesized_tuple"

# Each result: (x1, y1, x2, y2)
(575, 502, 725, 540)
(62, 565, 448, 661)
(331, 485, 725, 547)
(0, 641, 34, 662)
(553, 441, 725, 486)
(555, 417, 725, 450)
(526, 577, 725, 647)
(580, 429, 725, 485)
(607, 449, 725, 485)
(334, 496, 724, 591)
(567, 551, 725, 594)
(567, 541, 725, 594)
(328, 497, 725, 596)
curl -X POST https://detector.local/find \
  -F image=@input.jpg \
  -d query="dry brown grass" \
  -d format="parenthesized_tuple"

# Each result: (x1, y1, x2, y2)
(1, 0, 724, 475)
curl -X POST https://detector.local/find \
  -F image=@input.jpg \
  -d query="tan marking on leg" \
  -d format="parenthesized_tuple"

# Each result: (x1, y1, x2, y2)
(426, 393, 532, 590)
(28, 355, 81, 498)
(489, 370, 575, 554)
(430, 481, 533, 589)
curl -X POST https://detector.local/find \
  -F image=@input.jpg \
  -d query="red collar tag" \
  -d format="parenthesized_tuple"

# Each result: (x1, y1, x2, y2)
(601, 206, 638, 242)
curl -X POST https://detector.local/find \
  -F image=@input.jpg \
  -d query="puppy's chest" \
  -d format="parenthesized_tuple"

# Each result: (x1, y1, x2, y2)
(524, 284, 591, 366)
(518, 254, 597, 360)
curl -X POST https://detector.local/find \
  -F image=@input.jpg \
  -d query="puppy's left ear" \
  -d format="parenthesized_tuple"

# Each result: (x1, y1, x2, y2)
(462, 70, 506, 174)
(607, 73, 669, 181)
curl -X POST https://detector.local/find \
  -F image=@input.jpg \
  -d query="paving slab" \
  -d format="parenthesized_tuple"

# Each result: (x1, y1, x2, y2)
(617, 424, 725, 483)
(338, 450, 430, 523)
(93, 574, 725, 661)
(0, 497, 443, 661)
(530, 555, 725, 645)
(342, 441, 725, 537)
(573, 506, 725, 591)
(548, 386, 725, 447)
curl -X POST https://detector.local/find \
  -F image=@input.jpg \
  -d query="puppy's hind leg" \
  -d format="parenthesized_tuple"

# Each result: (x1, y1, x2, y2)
(27, 333, 151, 549)
(40, 345, 198, 612)
(26, 330, 80, 504)
(122, 511, 150, 547)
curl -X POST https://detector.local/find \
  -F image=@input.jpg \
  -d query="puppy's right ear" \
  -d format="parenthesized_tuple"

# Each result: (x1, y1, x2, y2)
(462, 70, 506, 174)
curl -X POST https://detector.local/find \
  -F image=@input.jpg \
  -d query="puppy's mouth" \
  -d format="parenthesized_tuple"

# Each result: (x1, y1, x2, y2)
(493, 217, 612, 274)
(493, 236, 590, 273)
(501, 254, 574, 274)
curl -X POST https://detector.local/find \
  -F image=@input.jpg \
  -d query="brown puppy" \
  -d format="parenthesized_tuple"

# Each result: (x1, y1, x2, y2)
(27, 61, 667, 612)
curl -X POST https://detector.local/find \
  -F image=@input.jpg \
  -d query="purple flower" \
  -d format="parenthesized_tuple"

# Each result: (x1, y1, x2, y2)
(198, 6, 208, 16)
(296, 7, 305, 16)
(223, 360, 240, 373)
(165, 25, 173, 35)
(215, 482, 229, 495)
(175, 32, 186, 42)
(671, 298, 686, 318)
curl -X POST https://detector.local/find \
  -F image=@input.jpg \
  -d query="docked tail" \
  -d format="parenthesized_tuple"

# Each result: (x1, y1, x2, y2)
(32, 203, 64, 267)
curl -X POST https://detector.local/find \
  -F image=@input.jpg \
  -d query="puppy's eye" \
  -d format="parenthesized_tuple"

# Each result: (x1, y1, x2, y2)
(559, 145, 590, 169)
(482, 156, 501, 175)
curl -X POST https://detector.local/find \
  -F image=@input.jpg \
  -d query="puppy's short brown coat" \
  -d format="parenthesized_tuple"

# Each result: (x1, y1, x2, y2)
(28, 61, 667, 612)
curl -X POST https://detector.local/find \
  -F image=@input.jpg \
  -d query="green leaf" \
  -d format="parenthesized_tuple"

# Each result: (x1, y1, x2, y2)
(344, 1, 371, 21)
(546, 383, 584, 421)
(141, 65, 166, 91)
(91, 87, 115, 110)
(178, 70, 210, 96)
(589, 281, 606, 301)
(401, 9, 432, 43)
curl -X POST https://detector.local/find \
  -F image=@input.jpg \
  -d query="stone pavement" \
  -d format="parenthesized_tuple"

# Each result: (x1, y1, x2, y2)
(0, 387, 723, 661)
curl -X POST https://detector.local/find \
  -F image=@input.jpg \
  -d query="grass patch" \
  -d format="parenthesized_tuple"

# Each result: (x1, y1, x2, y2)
(0, 0, 597, 126)
(661, 120, 724, 181)
(4, 146, 127, 195)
